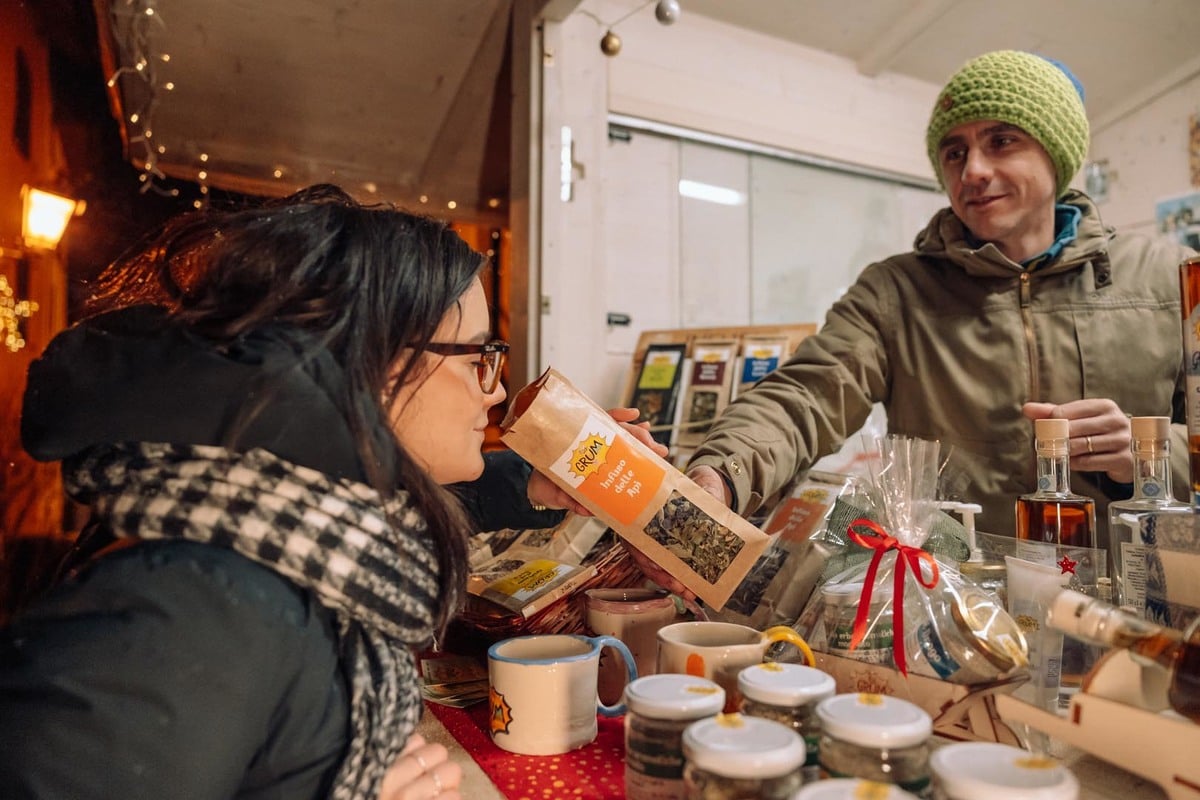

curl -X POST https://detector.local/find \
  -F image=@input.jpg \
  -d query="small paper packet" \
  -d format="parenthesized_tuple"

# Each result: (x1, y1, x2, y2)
(500, 368, 769, 610)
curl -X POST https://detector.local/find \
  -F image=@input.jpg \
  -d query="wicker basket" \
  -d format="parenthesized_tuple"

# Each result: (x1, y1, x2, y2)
(457, 532, 645, 641)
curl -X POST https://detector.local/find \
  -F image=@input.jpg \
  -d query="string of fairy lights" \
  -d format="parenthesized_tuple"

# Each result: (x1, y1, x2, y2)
(0, 274, 37, 352)
(101, 1, 516, 214)
(105, 0, 219, 207)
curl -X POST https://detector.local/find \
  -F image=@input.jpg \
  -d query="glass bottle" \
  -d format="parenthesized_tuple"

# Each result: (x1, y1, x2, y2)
(1106, 416, 1191, 614)
(1179, 254, 1200, 506)
(1015, 417, 1097, 557)
(1049, 588, 1200, 723)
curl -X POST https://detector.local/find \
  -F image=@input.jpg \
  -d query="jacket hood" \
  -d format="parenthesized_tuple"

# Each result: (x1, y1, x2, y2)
(912, 189, 1115, 283)
(22, 306, 396, 485)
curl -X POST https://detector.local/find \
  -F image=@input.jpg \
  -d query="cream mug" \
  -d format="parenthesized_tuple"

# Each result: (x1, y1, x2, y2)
(584, 587, 684, 705)
(656, 621, 814, 711)
(487, 633, 635, 755)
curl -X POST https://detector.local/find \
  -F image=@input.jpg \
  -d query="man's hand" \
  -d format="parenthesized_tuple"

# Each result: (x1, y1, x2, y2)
(526, 407, 669, 514)
(620, 539, 697, 602)
(379, 733, 462, 800)
(1022, 399, 1134, 484)
(685, 464, 733, 507)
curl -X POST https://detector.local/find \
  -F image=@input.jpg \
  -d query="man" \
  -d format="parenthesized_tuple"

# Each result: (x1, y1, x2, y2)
(683, 50, 1193, 548)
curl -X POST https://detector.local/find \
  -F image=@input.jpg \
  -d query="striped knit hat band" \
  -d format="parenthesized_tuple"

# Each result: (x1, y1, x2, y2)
(926, 50, 1089, 197)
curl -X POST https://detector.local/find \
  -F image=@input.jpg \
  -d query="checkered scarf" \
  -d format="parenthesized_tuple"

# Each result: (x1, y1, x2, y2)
(65, 441, 441, 800)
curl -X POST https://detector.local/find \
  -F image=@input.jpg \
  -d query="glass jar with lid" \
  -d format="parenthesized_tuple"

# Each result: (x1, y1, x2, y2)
(816, 693, 932, 795)
(682, 713, 805, 800)
(788, 778, 920, 799)
(625, 673, 726, 800)
(930, 742, 1079, 800)
(737, 662, 836, 784)
(822, 582, 894, 666)
(906, 583, 1028, 684)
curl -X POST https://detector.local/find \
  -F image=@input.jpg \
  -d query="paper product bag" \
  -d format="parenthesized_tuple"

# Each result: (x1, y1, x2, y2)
(500, 368, 770, 609)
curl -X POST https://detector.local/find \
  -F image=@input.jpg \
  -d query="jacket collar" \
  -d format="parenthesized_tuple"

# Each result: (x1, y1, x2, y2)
(913, 189, 1114, 281)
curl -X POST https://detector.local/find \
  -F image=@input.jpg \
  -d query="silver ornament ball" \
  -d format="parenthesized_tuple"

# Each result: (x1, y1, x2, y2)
(654, 0, 680, 25)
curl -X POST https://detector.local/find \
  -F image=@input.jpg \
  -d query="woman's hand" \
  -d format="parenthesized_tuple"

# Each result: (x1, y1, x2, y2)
(379, 734, 462, 800)
(526, 407, 669, 514)
(1022, 399, 1135, 484)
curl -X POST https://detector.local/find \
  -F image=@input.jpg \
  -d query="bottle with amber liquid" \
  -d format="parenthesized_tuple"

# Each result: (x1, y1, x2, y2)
(1015, 417, 1097, 557)
(1181, 255, 1200, 506)
(1050, 588, 1200, 723)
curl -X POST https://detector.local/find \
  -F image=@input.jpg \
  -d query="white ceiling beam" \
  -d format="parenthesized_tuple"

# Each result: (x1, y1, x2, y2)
(1091, 51, 1200, 134)
(856, 0, 961, 77)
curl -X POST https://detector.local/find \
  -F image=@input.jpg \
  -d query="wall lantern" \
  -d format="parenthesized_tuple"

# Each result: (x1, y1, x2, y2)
(21, 185, 85, 251)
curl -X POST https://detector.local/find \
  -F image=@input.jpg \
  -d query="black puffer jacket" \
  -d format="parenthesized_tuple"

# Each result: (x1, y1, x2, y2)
(1, 307, 557, 799)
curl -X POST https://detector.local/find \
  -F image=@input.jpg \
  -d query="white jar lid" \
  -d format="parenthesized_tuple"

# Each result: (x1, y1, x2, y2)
(682, 713, 806, 779)
(815, 693, 932, 748)
(738, 662, 836, 707)
(623, 674, 726, 720)
(930, 742, 1079, 800)
(788, 778, 921, 799)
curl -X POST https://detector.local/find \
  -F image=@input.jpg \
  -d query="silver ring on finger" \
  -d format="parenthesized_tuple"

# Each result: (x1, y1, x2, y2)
(1086, 435, 1094, 454)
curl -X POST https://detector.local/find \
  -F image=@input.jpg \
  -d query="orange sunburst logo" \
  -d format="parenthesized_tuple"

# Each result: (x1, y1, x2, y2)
(488, 685, 513, 735)
(568, 433, 609, 480)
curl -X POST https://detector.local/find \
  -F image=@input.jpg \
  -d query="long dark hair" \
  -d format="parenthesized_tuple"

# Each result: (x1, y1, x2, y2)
(84, 184, 484, 633)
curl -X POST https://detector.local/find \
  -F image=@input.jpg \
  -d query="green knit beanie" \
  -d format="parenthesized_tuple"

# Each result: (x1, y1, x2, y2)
(925, 50, 1089, 198)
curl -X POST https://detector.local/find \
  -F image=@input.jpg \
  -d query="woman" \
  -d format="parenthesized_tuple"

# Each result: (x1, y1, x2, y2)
(2, 185, 646, 799)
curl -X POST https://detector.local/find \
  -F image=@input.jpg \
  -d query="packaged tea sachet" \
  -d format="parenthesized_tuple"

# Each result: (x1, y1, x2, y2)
(500, 368, 769, 609)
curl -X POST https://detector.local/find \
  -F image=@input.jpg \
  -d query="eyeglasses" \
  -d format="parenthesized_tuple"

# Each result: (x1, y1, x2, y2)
(421, 340, 510, 394)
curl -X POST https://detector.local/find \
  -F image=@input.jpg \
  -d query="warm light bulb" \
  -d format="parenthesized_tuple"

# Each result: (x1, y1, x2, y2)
(447, 200, 457, 209)
(130, 113, 140, 123)
(22, 187, 80, 250)
(273, 169, 283, 178)
(160, 53, 171, 62)
(164, 82, 174, 90)
(198, 170, 207, 180)
(419, 195, 428, 204)
(199, 153, 209, 162)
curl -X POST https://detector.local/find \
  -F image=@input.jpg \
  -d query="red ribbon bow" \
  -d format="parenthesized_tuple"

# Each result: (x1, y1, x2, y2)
(846, 517, 940, 676)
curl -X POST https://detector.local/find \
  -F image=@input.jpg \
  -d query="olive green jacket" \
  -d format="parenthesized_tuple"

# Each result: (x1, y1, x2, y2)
(689, 191, 1194, 544)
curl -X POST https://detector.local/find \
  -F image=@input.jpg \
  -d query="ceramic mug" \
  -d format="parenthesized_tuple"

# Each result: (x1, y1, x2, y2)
(487, 633, 636, 755)
(656, 621, 814, 711)
(584, 587, 685, 704)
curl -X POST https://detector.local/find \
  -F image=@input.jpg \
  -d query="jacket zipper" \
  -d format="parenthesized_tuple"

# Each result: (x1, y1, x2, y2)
(1019, 272, 1039, 400)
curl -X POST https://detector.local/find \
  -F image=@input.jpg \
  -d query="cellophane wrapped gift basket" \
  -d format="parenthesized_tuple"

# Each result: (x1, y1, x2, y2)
(783, 436, 1032, 743)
